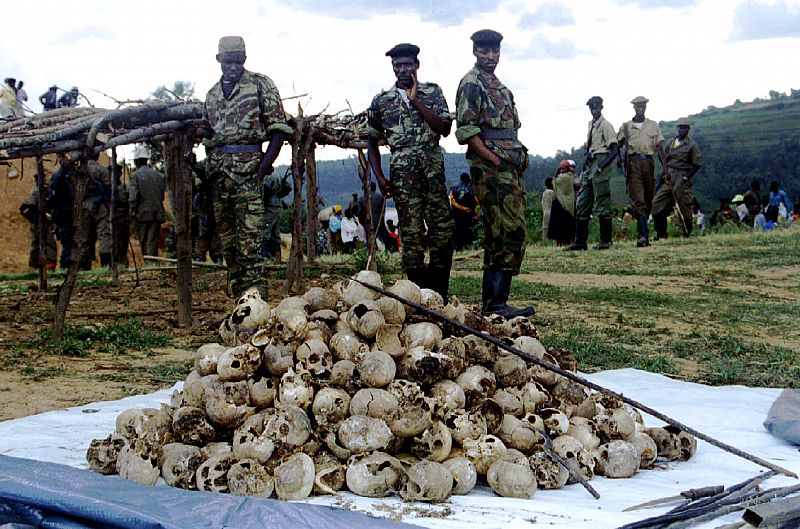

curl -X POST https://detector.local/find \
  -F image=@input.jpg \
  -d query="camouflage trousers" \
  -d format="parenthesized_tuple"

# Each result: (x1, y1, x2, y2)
(576, 158, 613, 221)
(468, 152, 527, 274)
(652, 168, 693, 234)
(27, 221, 57, 267)
(627, 157, 655, 218)
(208, 154, 268, 299)
(137, 221, 161, 257)
(390, 147, 454, 275)
(77, 201, 112, 266)
(262, 202, 282, 260)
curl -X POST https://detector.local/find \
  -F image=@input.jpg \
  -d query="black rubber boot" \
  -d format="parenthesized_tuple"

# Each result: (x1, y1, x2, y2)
(636, 216, 650, 247)
(653, 215, 668, 241)
(428, 267, 451, 305)
(482, 270, 535, 318)
(566, 219, 589, 251)
(99, 253, 112, 268)
(481, 269, 494, 311)
(593, 217, 613, 250)
(405, 267, 427, 290)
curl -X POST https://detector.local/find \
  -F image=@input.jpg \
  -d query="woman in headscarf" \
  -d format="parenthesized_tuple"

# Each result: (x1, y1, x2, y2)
(547, 160, 577, 246)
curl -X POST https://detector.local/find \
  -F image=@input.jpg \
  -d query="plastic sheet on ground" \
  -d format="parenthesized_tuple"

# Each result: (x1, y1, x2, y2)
(0, 369, 797, 529)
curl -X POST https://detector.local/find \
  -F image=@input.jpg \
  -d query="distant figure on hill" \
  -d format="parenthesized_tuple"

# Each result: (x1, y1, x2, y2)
(766, 181, 791, 223)
(743, 180, 761, 225)
(40, 85, 58, 111)
(652, 118, 701, 239)
(328, 205, 343, 253)
(732, 194, 748, 223)
(710, 197, 739, 228)
(569, 96, 618, 251)
(548, 160, 576, 246)
(340, 207, 359, 253)
(617, 96, 667, 247)
(450, 172, 478, 250)
(541, 177, 554, 242)
(691, 200, 705, 236)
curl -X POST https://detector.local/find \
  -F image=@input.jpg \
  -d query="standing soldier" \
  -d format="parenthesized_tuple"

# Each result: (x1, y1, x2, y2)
(617, 96, 667, 247)
(40, 86, 58, 111)
(129, 145, 166, 257)
(367, 43, 455, 303)
(652, 118, 701, 239)
(455, 29, 533, 318)
(203, 36, 291, 299)
(568, 96, 618, 251)
(110, 161, 131, 267)
(20, 185, 57, 269)
(191, 156, 223, 263)
(47, 158, 75, 269)
(78, 153, 113, 268)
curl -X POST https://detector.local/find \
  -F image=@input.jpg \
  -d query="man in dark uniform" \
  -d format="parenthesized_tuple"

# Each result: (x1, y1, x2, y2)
(651, 118, 701, 239)
(39, 86, 58, 111)
(450, 172, 478, 250)
(47, 158, 75, 269)
(367, 42, 455, 302)
(455, 29, 533, 318)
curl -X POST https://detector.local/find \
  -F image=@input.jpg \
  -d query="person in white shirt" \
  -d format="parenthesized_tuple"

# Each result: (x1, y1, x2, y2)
(340, 207, 359, 253)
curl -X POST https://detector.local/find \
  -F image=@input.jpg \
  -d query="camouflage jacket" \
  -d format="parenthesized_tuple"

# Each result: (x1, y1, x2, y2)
(455, 66, 526, 157)
(203, 70, 292, 153)
(367, 83, 451, 153)
(129, 166, 166, 222)
(665, 136, 701, 171)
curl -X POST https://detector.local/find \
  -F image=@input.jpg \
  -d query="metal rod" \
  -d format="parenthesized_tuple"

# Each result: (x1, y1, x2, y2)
(340, 272, 798, 480)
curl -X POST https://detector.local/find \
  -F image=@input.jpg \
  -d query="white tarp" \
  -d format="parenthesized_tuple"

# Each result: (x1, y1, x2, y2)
(0, 369, 796, 529)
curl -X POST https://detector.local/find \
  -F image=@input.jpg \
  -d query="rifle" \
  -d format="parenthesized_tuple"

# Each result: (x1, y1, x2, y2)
(619, 122, 629, 186)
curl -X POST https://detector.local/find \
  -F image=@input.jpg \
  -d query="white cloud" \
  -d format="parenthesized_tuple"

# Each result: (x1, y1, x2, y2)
(509, 35, 580, 60)
(616, 0, 698, 7)
(518, 2, 575, 29)
(729, 0, 800, 41)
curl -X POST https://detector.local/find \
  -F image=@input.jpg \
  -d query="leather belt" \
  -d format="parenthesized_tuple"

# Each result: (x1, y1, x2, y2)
(628, 153, 653, 160)
(215, 144, 262, 154)
(479, 128, 518, 140)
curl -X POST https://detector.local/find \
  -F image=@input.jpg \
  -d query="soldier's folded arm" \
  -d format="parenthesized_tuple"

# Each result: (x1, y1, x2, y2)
(410, 88, 451, 137)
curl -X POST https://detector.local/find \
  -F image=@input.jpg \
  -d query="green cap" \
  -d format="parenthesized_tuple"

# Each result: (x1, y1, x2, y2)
(676, 117, 691, 127)
(471, 29, 503, 47)
(386, 43, 420, 59)
(218, 36, 246, 54)
(631, 96, 649, 104)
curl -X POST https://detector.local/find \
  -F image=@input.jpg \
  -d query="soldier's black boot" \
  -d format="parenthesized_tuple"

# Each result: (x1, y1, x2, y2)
(405, 267, 427, 290)
(428, 267, 450, 305)
(653, 215, 668, 241)
(593, 217, 613, 250)
(566, 219, 589, 251)
(482, 269, 535, 318)
(636, 216, 650, 247)
(100, 253, 112, 268)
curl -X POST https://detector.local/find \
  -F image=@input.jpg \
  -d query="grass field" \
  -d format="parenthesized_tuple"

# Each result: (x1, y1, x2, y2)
(451, 227, 800, 388)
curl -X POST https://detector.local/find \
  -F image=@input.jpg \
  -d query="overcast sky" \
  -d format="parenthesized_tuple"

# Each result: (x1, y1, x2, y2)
(2, 0, 799, 163)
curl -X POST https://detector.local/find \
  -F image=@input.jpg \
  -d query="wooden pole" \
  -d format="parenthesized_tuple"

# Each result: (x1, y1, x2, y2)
(35, 156, 48, 291)
(164, 132, 193, 326)
(305, 146, 318, 261)
(283, 105, 306, 295)
(53, 159, 87, 340)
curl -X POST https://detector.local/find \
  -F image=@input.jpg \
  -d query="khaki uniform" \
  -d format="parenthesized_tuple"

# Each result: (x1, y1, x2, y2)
(203, 69, 292, 298)
(129, 165, 166, 257)
(576, 115, 617, 221)
(455, 66, 528, 274)
(618, 119, 663, 217)
(21, 187, 57, 268)
(652, 136, 701, 234)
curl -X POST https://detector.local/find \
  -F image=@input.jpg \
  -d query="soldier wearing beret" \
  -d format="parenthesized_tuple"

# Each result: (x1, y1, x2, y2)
(617, 96, 668, 247)
(568, 96, 618, 251)
(203, 36, 292, 298)
(651, 118, 701, 238)
(367, 43, 455, 303)
(455, 29, 533, 318)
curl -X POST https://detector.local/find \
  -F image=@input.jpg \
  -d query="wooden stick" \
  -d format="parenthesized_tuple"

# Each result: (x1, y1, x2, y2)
(35, 157, 48, 292)
(143, 255, 225, 269)
(342, 273, 799, 480)
(163, 131, 193, 327)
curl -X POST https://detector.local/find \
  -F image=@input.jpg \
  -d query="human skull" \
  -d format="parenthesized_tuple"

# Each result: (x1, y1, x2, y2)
(419, 288, 444, 311)
(397, 347, 453, 387)
(632, 431, 658, 469)
(86, 434, 126, 475)
(313, 451, 346, 494)
(552, 434, 597, 482)
(492, 390, 523, 417)
(195, 455, 235, 492)
(376, 296, 406, 325)
(511, 381, 549, 414)
(272, 308, 309, 343)
(463, 434, 507, 475)
(262, 343, 295, 376)
(349, 388, 398, 422)
(400, 460, 453, 502)
(430, 380, 467, 416)
(487, 460, 537, 498)
(304, 320, 332, 344)
(666, 426, 697, 461)
(507, 317, 539, 339)
(389, 400, 433, 438)
(529, 451, 569, 489)
(442, 297, 467, 324)
(303, 287, 339, 312)
(278, 367, 315, 410)
(492, 354, 529, 388)
(217, 344, 261, 382)
(227, 458, 274, 497)
(594, 440, 640, 478)
(274, 452, 315, 500)
(248, 377, 277, 409)
(309, 309, 339, 324)
(512, 336, 546, 360)
(172, 406, 215, 446)
(436, 337, 468, 379)
(161, 443, 205, 489)
(329, 359, 359, 393)
(443, 456, 477, 495)
(295, 339, 333, 378)
(347, 301, 386, 339)
(342, 271, 382, 307)
(232, 412, 276, 463)
(204, 380, 254, 430)
(497, 414, 543, 453)
(374, 324, 405, 358)
(330, 332, 368, 362)
(338, 415, 393, 454)
(462, 335, 494, 366)
(355, 350, 396, 388)
(528, 352, 563, 387)
(116, 442, 159, 485)
(194, 343, 228, 376)
(311, 387, 351, 428)
(567, 417, 601, 451)
(263, 405, 312, 449)
(540, 408, 570, 437)
(389, 279, 422, 306)
(596, 408, 636, 441)
(410, 421, 453, 462)
(401, 322, 442, 350)
(345, 451, 405, 497)
(444, 409, 488, 446)
(456, 366, 497, 408)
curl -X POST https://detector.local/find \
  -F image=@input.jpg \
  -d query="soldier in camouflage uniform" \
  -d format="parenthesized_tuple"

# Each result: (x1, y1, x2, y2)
(77, 154, 113, 269)
(651, 118, 701, 239)
(455, 29, 533, 318)
(367, 43, 454, 303)
(203, 36, 292, 298)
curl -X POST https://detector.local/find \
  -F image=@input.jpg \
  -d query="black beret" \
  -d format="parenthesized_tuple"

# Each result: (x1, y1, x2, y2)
(386, 43, 420, 59)
(471, 29, 503, 47)
(586, 96, 603, 107)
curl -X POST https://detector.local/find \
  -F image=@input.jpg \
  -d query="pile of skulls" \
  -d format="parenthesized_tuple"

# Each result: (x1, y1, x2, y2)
(87, 270, 697, 503)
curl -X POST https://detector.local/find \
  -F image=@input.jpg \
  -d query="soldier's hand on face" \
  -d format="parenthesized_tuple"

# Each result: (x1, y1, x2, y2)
(406, 72, 418, 103)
